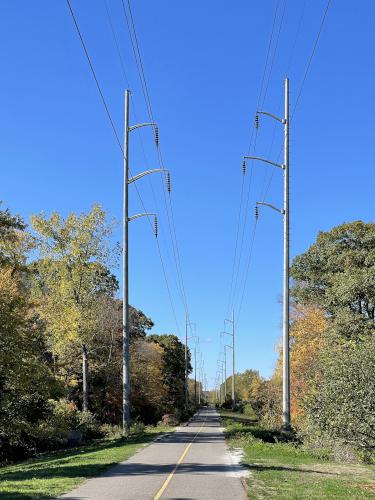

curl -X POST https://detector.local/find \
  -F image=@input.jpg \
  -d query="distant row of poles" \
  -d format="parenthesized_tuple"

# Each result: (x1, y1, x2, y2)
(121, 78, 291, 431)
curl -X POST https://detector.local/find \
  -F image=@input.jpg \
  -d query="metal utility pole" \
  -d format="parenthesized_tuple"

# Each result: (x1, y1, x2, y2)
(122, 89, 169, 434)
(224, 344, 232, 404)
(123, 91, 130, 434)
(223, 348, 227, 401)
(185, 321, 197, 409)
(194, 345, 197, 405)
(245, 77, 290, 429)
(217, 359, 224, 405)
(185, 316, 188, 409)
(198, 358, 203, 405)
(283, 77, 290, 430)
(224, 310, 235, 409)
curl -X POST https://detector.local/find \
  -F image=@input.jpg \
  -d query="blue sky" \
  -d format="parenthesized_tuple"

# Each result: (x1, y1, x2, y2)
(0, 1, 374, 388)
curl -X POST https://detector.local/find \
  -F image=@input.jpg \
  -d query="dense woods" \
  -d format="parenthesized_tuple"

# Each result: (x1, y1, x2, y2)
(217, 221, 375, 462)
(0, 204, 192, 463)
(2, 204, 374, 465)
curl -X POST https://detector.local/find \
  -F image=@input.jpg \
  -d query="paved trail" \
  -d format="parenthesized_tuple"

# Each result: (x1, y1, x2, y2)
(61, 407, 247, 500)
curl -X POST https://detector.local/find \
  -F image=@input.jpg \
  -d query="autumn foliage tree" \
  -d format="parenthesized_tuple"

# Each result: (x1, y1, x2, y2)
(148, 334, 191, 417)
(0, 207, 61, 461)
(30, 205, 119, 411)
(291, 221, 375, 340)
(289, 305, 327, 424)
(0, 203, 191, 462)
(289, 221, 375, 457)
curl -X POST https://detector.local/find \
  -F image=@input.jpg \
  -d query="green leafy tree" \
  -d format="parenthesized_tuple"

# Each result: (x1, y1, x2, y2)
(0, 207, 62, 461)
(0, 204, 26, 268)
(291, 221, 375, 339)
(30, 205, 119, 411)
(304, 337, 375, 455)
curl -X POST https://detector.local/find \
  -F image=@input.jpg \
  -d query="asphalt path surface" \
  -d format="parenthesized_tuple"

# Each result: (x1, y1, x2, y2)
(61, 407, 247, 500)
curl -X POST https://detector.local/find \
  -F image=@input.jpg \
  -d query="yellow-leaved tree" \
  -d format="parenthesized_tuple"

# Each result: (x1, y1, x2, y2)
(31, 205, 119, 411)
(290, 305, 327, 424)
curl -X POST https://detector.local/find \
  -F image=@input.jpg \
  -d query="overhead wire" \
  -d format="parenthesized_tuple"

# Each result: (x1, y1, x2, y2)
(256, 0, 288, 200)
(104, 0, 184, 320)
(292, 0, 332, 117)
(108, 0, 191, 334)
(259, 0, 305, 203)
(121, 0, 193, 329)
(230, 0, 287, 318)
(261, 0, 332, 205)
(226, 0, 281, 318)
(65, 0, 181, 335)
(260, 0, 288, 109)
(235, 0, 331, 326)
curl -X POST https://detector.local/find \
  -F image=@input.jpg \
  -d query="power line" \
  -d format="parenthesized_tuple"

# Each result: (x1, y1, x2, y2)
(104, 0, 185, 318)
(125, 0, 154, 120)
(104, 0, 131, 88)
(231, 0, 288, 314)
(226, 0, 281, 317)
(65, 0, 123, 151)
(260, 0, 288, 109)
(231, 0, 286, 313)
(236, 0, 332, 322)
(292, 0, 332, 117)
(258, 0, 306, 203)
(65, 0, 181, 335)
(121, 0, 193, 328)
(235, 222, 258, 324)
(261, 0, 332, 204)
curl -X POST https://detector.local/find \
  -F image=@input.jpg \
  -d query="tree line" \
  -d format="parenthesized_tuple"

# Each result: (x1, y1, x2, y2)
(0, 203, 192, 463)
(216, 221, 375, 462)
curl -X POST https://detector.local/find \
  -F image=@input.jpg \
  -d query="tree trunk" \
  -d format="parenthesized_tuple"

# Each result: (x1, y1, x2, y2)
(82, 344, 89, 411)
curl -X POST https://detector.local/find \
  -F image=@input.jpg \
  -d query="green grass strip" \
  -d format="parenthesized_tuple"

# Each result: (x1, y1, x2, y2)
(0, 428, 170, 500)
(219, 410, 375, 499)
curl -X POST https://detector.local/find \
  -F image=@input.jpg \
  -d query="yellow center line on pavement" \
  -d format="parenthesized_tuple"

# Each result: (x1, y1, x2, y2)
(153, 414, 207, 500)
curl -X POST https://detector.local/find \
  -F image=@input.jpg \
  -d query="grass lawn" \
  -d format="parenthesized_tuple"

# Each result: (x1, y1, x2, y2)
(0, 426, 171, 500)
(220, 410, 375, 499)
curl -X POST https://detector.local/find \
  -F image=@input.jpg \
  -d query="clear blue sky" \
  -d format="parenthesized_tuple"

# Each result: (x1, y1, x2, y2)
(0, 1, 373, 388)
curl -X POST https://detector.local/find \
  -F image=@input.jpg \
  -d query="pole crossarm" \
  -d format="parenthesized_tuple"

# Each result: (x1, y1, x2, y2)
(255, 78, 290, 427)
(128, 168, 168, 184)
(256, 201, 285, 215)
(225, 344, 233, 350)
(221, 330, 233, 337)
(128, 212, 156, 222)
(128, 122, 157, 132)
(257, 110, 286, 124)
(244, 156, 285, 170)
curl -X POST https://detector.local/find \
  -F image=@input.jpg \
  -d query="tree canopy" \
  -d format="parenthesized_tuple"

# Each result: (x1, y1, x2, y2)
(291, 221, 375, 339)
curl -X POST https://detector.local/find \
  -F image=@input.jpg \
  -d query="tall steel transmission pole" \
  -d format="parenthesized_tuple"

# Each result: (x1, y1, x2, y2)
(194, 345, 197, 405)
(232, 310, 235, 407)
(224, 344, 233, 400)
(224, 310, 235, 409)
(122, 89, 169, 434)
(185, 320, 197, 409)
(223, 348, 227, 401)
(283, 78, 290, 429)
(245, 77, 290, 429)
(217, 359, 224, 405)
(185, 316, 188, 409)
(123, 90, 130, 434)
